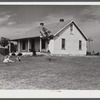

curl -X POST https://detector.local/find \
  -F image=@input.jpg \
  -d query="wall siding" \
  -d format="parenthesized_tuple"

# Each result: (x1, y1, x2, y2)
(49, 40, 54, 53)
(53, 24, 87, 55)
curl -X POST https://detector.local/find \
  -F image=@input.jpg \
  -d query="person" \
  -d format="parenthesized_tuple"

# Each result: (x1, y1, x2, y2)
(16, 56, 21, 61)
(3, 55, 14, 63)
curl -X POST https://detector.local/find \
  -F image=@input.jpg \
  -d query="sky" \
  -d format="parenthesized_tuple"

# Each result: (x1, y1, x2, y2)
(0, 5, 100, 52)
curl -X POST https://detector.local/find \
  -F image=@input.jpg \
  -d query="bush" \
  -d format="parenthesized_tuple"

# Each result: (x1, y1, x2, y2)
(47, 50, 50, 54)
(11, 53, 16, 56)
(32, 49, 36, 56)
(95, 52, 99, 55)
(0, 48, 9, 56)
(29, 49, 32, 52)
(86, 52, 91, 55)
(17, 53, 22, 56)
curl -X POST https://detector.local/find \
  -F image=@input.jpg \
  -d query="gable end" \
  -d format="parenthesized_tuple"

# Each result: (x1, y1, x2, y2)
(54, 21, 88, 41)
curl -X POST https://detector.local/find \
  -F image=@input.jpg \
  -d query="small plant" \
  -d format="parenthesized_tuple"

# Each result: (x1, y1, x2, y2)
(46, 57, 52, 61)
(17, 53, 22, 56)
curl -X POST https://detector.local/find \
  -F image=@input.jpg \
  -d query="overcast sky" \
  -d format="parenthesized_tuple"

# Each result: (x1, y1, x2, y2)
(0, 5, 100, 52)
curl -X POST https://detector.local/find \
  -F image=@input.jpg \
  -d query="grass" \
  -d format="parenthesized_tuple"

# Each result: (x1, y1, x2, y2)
(0, 54, 100, 89)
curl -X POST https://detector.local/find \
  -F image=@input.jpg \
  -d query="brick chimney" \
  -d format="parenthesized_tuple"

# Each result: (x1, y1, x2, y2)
(40, 23, 44, 26)
(59, 19, 64, 22)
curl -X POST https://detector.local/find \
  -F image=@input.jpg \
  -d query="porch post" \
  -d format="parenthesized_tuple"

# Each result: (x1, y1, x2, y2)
(9, 42, 11, 53)
(40, 36, 42, 52)
(28, 39, 30, 52)
(18, 40, 21, 52)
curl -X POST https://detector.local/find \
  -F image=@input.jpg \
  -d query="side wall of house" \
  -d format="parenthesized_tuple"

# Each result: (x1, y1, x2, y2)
(53, 24, 87, 55)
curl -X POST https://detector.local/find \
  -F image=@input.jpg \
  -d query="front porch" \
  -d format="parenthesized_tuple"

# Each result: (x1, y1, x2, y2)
(16, 37, 48, 54)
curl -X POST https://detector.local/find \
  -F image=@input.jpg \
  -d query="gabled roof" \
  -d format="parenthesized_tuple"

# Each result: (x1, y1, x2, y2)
(10, 20, 87, 41)
(53, 21, 88, 41)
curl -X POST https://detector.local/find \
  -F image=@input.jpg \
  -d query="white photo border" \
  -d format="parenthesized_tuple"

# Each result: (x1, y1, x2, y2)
(0, 2, 100, 98)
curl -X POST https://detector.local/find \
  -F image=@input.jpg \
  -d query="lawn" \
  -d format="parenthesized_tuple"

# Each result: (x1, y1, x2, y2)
(0, 55, 100, 89)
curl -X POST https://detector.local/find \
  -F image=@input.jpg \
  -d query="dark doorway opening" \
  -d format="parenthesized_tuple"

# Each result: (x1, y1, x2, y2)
(42, 39, 46, 49)
(30, 39, 35, 51)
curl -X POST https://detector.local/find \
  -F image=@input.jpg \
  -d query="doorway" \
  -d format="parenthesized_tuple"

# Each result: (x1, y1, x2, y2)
(30, 39, 35, 51)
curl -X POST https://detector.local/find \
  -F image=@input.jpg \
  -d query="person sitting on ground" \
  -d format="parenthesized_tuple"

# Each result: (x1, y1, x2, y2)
(3, 55, 14, 63)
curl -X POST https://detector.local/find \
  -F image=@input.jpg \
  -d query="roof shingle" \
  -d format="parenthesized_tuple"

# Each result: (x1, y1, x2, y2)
(10, 20, 71, 40)
(10, 20, 87, 41)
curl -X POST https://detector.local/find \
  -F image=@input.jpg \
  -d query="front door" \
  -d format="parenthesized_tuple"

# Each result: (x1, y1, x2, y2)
(41, 39, 47, 52)
(42, 39, 46, 49)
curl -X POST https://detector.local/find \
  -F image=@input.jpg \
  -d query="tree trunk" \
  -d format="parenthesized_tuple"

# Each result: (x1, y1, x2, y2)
(46, 40, 50, 53)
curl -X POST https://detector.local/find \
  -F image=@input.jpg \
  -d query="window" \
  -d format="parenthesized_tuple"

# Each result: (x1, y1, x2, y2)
(42, 39, 46, 49)
(22, 40, 26, 50)
(79, 40, 82, 50)
(62, 38, 65, 50)
(70, 23, 73, 35)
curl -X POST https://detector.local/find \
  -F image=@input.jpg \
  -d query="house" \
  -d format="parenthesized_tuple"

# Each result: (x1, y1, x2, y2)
(10, 19, 88, 56)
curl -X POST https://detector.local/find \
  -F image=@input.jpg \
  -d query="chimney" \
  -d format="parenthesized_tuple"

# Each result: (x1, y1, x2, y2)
(59, 19, 64, 22)
(40, 23, 44, 26)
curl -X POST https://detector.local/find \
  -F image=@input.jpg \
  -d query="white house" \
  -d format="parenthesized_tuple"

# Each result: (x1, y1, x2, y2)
(10, 19, 88, 56)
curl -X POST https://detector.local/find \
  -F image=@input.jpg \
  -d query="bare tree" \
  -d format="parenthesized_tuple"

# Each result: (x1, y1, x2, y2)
(40, 26, 53, 52)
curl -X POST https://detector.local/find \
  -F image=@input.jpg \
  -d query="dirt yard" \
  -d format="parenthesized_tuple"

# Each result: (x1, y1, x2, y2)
(0, 55, 100, 89)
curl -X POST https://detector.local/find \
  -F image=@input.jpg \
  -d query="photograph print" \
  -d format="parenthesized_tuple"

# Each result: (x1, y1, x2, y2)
(0, 4, 100, 90)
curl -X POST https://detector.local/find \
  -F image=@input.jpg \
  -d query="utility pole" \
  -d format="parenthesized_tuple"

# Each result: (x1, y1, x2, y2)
(88, 37, 93, 54)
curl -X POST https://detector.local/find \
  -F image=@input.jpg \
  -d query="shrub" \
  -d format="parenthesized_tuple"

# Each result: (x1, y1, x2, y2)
(86, 52, 91, 55)
(47, 50, 50, 54)
(95, 52, 99, 55)
(29, 49, 32, 52)
(0, 48, 9, 56)
(32, 49, 36, 56)
(17, 53, 22, 56)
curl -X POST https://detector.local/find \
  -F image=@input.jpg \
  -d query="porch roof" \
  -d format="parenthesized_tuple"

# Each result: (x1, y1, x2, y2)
(10, 20, 72, 40)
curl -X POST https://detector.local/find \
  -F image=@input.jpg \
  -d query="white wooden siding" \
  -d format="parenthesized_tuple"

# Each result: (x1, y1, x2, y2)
(52, 23, 87, 55)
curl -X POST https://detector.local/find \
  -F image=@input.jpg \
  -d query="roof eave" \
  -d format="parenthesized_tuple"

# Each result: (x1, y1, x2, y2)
(10, 36, 40, 41)
(72, 22, 88, 41)
(54, 20, 73, 37)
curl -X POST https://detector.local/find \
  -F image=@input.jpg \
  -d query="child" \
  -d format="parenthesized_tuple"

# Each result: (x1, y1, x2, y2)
(3, 55, 14, 63)
(16, 56, 21, 61)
